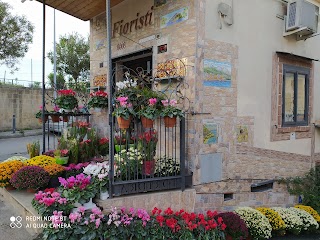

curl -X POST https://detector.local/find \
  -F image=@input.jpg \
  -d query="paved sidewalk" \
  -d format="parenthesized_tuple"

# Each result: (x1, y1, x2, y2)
(0, 129, 43, 139)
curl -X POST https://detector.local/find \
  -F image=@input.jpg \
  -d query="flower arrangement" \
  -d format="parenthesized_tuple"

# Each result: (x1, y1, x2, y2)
(216, 212, 248, 240)
(160, 99, 184, 118)
(257, 207, 286, 234)
(137, 130, 158, 160)
(114, 147, 143, 180)
(83, 161, 110, 192)
(113, 96, 135, 120)
(155, 157, 180, 177)
(0, 160, 25, 187)
(25, 155, 56, 167)
(235, 207, 272, 239)
(295, 205, 320, 224)
(58, 173, 97, 204)
(26, 140, 40, 158)
(98, 137, 109, 156)
(289, 207, 319, 232)
(4, 156, 28, 163)
(55, 89, 78, 110)
(138, 98, 159, 120)
(87, 90, 108, 109)
(272, 207, 303, 235)
(32, 188, 73, 217)
(43, 164, 65, 177)
(10, 166, 50, 190)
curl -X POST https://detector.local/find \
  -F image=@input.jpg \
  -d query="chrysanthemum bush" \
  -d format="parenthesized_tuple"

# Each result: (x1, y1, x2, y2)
(235, 207, 272, 239)
(10, 166, 50, 190)
(289, 207, 319, 232)
(25, 155, 56, 167)
(0, 160, 25, 187)
(295, 205, 320, 224)
(216, 212, 248, 240)
(272, 207, 303, 235)
(257, 207, 286, 235)
(43, 164, 65, 177)
(3, 156, 28, 163)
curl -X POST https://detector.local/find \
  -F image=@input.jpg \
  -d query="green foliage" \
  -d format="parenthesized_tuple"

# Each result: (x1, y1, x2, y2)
(0, 1, 34, 70)
(47, 33, 90, 90)
(56, 95, 78, 110)
(280, 166, 320, 213)
(47, 72, 66, 90)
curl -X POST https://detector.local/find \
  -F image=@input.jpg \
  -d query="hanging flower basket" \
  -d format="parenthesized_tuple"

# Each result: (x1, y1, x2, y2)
(141, 117, 154, 128)
(163, 116, 177, 128)
(62, 115, 69, 122)
(50, 115, 60, 123)
(117, 117, 131, 129)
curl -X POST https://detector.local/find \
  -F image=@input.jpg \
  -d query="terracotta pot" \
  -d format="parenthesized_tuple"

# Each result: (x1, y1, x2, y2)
(163, 116, 177, 127)
(141, 117, 154, 128)
(117, 117, 131, 129)
(51, 115, 60, 123)
(143, 160, 155, 176)
(38, 116, 48, 124)
(63, 115, 69, 122)
(26, 188, 37, 193)
(5, 184, 16, 191)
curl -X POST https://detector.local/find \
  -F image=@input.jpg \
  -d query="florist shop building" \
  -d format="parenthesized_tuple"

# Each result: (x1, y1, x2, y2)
(37, 0, 320, 212)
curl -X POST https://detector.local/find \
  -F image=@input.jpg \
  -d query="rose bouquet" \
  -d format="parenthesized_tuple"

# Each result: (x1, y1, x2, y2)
(10, 166, 50, 190)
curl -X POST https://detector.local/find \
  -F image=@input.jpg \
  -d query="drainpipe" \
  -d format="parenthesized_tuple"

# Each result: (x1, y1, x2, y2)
(42, 0, 46, 153)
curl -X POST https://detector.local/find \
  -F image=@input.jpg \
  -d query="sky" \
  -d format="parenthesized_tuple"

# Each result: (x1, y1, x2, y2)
(0, 0, 90, 86)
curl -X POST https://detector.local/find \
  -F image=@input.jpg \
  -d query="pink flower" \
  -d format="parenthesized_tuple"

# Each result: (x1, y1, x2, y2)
(92, 208, 102, 215)
(43, 197, 56, 206)
(149, 98, 157, 106)
(79, 206, 86, 214)
(161, 100, 169, 106)
(53, 105, 60, 112)
(51, 192, 60, 198)
(95, 218, 101, 228)
(69, 212, 80, 223)
(169, 99, 177, 106)
(57, 198, 67, 204)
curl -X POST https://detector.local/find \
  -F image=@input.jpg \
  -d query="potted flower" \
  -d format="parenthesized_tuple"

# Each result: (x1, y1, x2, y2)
(138, 98, 159, 128)
(160, 99, 184, 127)
(55, 89, 78, 112)
(98, 137, 109, 156)
(0, 160, 25, 190)
(138, 130, 158, 175)
(216, 212, 249, 240)
(43, 163, 66, 188)
(87, 90, 108, 111)
(35, 105, 48, 123)
(113, 96, 135, 129)
(54, 149, 69, 165)
(10, 166, 50, 192)
(25, 155, 56, 167)
(50, 105, 61, 123)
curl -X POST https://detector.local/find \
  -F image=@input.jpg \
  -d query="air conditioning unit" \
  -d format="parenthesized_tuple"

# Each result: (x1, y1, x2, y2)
(286, 0, 319, 33)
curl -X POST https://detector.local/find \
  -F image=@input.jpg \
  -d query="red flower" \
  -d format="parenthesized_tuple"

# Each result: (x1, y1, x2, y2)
(44, 188, 55, 193)
(99, 138, 109, 145)
(164, 207, 174, 215)
(58, 89, 76, 96)
(156, 215, 165, 226)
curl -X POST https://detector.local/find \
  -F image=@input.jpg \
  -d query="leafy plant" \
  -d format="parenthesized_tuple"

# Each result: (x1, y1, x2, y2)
(55, 89, 78, 110)
(10, 166, 50, 190)
(87, 90, 108, 109)
(113, 96, 135, 120)
(26, 140, 40, 158)
(160, 99, 184, 118)
(138, 98, 160, 120)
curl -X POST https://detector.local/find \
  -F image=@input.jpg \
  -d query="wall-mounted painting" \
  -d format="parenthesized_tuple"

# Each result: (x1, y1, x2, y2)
(203, 123, 218, 144)
(160, 7, 188, 28)
(203, 59, 232, 88)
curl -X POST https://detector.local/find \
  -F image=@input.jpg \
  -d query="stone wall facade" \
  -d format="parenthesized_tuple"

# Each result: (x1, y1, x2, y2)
(0, 87, 45, 131)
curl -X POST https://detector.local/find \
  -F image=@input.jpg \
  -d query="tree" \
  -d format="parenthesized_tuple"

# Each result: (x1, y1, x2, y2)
(47, 33, 90, 90)
(47, 72, 66, 90)
(0, 1, 34, 70)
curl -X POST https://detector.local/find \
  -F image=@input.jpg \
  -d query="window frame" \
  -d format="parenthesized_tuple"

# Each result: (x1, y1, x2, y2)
(282, 64, 309, 127)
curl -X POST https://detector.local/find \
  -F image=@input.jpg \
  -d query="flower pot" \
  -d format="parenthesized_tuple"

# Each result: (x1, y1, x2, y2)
(143, 160, 155, 176)
(141, 117, 154, 128)
(26, 188, 37, 193)
(163, 116, 177, 127)
(62, 115, 69, 122)
(115, 144, 135, 153)
(99, 191, 109, 200)
(60, 108, 72, 113)
(48, 176, 61, 188)
(55, 156, 69, 165)
(94, 107, 102, 112)
(5, 184, 16, 191)
(50, 115, 60, 123)
(83, 198, 97, 210)
(38, 116, 48, 124)
(117, 117, 131, 129)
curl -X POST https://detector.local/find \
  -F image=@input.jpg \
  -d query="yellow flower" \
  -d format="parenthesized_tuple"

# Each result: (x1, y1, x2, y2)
(295, 205, 320, 223)
(43, 164, 65, 176)
(25, 155, 55, 167)
(257, 207, 286, 232)
(0, 160, 25, 187)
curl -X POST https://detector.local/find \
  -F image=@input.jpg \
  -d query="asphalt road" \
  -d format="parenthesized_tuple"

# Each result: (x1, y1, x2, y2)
(0, 135, 57, 162)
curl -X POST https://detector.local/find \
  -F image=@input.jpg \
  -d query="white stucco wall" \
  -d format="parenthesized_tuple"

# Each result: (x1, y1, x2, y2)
(205, 0, 320, 155)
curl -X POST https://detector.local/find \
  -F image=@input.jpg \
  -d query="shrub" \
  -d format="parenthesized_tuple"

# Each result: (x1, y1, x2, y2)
(257, 207, 286, 236)
(10, 166, 50, 190)
(272, 207, 303, 235)
(295, 205, 320, 224)
(289, 207, 319, 232)
(216, 212, 248, 240)
(0, 160, 25, 187)
(26, 155, 56, 167)
(235, 207, 272, 239)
